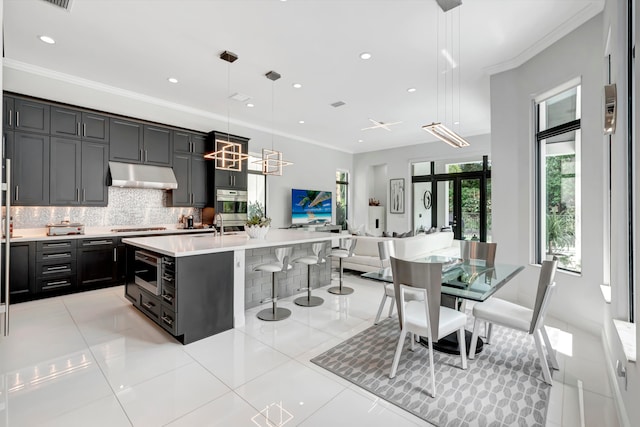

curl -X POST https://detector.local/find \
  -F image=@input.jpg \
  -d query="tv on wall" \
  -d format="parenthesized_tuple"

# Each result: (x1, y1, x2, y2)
(291, 189, 332, 225)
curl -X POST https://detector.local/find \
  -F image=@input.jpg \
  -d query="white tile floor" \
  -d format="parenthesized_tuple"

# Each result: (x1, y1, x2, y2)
(0, 273, 620, 426)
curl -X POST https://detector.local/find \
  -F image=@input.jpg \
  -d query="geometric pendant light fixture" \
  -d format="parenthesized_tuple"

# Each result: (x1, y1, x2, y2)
(422, 0, 470, 148)
(254, 70, 293, 176)
(204, 50, 249, 170)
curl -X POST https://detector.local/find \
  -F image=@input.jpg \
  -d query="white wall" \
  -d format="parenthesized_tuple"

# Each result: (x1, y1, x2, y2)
(2, 66, 353, 229)
(491, 14, 605, 334)
(352, 134, 491, 234)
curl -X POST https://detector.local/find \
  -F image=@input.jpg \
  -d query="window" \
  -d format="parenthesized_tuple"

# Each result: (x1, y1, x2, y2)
(336, 171, 349, 229)
(247, 154, 267, 217)
(536, 84, 582, 273)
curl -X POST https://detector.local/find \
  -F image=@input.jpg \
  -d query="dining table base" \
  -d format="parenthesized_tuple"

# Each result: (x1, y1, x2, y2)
(420, 330, 483, 356)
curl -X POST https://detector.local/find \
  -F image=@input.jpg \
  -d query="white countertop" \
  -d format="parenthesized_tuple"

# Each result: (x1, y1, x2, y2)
(122, 229, 337, 257)
(3, 225, 214, 243)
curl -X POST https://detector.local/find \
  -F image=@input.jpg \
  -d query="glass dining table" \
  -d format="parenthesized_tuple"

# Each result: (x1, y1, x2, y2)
(361, 255, 525, 355)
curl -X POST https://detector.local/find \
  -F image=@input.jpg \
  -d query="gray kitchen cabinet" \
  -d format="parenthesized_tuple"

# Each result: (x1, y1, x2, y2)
(10, 132, 50, 206)
(50, 138, 108, 206)
(168, 153, 207, 207)
(35, 240, 77, 295)
(1, 242, 36, 303)
(208, 132, 249, 191)
(143, 125, 172, 166)
(51, 107, 110, 143)
(125, 248, 234, 344)
(3, 96, 15, 130)
(174, 130, 206, 155)
(81, 112, 109, 143)
(14, 98, 50, 134)
(109, 118, 144, 163)
(77, 238, 118, 288)
(50, 137, 82, 205)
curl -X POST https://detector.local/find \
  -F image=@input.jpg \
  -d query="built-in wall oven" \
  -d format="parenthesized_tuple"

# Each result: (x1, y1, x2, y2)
(134, 250, 173, 296)
(216, 189, 248, 227)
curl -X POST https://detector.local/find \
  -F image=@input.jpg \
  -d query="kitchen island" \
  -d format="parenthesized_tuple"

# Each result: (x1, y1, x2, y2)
(122, 229, 338, 343)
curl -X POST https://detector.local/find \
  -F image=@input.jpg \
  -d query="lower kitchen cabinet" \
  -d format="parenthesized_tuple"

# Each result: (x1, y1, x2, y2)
(1, 242, 36, 302)
(77, 238, 118, 287)
(125, 248, 233, 344)
(36, 240, 77, 295)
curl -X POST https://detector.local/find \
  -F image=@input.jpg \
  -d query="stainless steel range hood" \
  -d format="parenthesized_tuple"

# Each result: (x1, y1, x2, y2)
(108, 161, 178, 190)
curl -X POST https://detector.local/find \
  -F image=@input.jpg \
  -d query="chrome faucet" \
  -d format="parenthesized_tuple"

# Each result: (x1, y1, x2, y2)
(214, 213, 224, 236)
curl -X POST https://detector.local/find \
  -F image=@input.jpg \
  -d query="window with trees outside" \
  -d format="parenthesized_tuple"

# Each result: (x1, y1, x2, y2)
(247, 154, 267, 219)
(536, 84, 581, 273)
(336, 171, 349, 230)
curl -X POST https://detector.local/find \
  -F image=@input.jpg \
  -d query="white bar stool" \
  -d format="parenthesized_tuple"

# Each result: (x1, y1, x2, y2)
(293, 242, 326, 307)
(328, 238, 357, 295)
(255, 246, 293, 321)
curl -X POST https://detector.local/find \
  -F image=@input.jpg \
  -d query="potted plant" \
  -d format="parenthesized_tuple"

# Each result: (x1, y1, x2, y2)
(246, 202, 271, 239)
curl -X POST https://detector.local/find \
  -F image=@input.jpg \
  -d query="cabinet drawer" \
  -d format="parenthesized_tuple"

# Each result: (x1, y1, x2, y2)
(37, 250, 76, 262)
(159, 306, 177, 335)
(80, 238, 116, 247)
(37, 240, 76, 252)
(37, 276, 76, 293)
(139, 290, 160, 319)
(36, 261, 75, 278)
(160, 283, 176, 310)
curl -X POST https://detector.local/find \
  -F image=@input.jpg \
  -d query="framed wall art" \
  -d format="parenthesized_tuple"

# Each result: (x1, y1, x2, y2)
(390, 178, 405, 214)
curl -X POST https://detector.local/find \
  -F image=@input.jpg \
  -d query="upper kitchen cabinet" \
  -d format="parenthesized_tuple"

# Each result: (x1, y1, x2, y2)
(51, 106, 110, 143)
(109, 118, 143, 163)
(143, 125, 172, 166)
(10, 132, 50, 206)
(3, 96, 14, 130)
(13, 98, 50, 134)
(110, 119, 172, 166)
(174, 130, 206, 155)
(207, 132, 249, 190)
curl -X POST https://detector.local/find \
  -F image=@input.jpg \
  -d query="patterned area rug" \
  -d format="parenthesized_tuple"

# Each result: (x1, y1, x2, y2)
(311, 317, 551, 426)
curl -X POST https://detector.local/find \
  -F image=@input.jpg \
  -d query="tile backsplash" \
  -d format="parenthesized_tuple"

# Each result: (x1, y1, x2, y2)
(8, 188, 201, 229)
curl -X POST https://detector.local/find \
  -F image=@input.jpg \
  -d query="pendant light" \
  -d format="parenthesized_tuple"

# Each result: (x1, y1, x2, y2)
(253, 70, 293, 176)
(422, 1, 470, 148)
(204, 50, 249, 170)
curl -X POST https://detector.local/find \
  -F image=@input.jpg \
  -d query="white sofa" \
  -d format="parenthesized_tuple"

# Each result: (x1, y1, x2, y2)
(340, 231, 459, 273)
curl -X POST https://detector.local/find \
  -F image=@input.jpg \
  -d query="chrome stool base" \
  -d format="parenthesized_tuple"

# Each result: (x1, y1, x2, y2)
(257, 307, 291, 321)
(328, 286, 354, 295)
(294, 295, 324, 307)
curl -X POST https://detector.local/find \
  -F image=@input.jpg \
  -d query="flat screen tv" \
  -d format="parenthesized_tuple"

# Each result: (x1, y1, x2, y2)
(291, 189, 332, 225)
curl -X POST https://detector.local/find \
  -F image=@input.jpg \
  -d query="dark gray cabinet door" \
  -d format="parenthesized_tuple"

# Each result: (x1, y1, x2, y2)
(192, 134, 207, 155)
(3, 96, 14, 130)
(171, 153, 190, 206)
(143, 125, 172, 166)
(109, 118, 143, 163)
(191, 155, 207, 207)
(78, 239, 117, 287)
(51, 106, 81, 138)
(1, 242, 36, 302)
(12, 132, 50, 205)
(173, 131, 191, 154)
(81, 112, 109, 143)
(50, 137, 82, 205)
(81, 142, 108, 206)
(14, 99, 50, 134)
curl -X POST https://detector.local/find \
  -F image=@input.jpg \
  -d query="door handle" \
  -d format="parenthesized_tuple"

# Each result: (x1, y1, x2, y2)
(113, 248, 117, 262)
(140, 149, 143, 162)
(77, 122, 81, 136)
(15, 111, 19, 128)
(145, 150, 148, 162)
(8, 109, 12, 127)
(82, 123, 86, 137)
(15, 185, 19, 201)
(83, 188, 86, 202)
(76, 188, 80, 202)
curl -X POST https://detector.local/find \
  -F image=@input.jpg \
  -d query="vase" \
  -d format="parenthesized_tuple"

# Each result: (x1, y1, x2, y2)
(246, 225, 270, 239)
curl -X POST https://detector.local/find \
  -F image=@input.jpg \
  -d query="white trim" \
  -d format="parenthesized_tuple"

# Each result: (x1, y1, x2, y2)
(484, 3, 604, 75)
(602, 327, 632, 427)
(2, 58, 353, 155)
(534, 77, 582, 104)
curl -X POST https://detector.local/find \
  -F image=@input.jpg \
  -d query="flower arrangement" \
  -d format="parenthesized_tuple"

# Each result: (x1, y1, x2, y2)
(246, 202, 271, 238)
(369, 198, 381, 206)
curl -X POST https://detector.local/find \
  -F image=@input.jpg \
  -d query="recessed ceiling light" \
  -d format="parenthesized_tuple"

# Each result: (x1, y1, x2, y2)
(358, 139, 364, 143)
(454, 121, 460, 125)
(359, 52, 372, 60)
(246, 103, 255, 108)
(298, 120, 305, 124)
(167, 77, 178, 84)
(292, 83, 302, 89)
(407, 88, 417, 93)
(38, 35, 56, 44)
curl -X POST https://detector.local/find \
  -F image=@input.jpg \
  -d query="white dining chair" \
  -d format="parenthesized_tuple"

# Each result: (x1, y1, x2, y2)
(388, 256, 467, 398)
(469, 259, 559, 385)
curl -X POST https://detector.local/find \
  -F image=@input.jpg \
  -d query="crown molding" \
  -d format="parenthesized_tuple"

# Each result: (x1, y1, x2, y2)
(2, 58, 352, 154)
(484, 2, 604, 76)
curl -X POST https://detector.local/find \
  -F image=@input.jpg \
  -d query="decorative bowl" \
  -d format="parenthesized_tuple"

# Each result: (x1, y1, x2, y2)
(246, 225, 270, 239)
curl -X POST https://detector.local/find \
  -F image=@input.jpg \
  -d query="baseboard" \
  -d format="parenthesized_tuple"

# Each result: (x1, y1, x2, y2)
(601, 327, 632, 427)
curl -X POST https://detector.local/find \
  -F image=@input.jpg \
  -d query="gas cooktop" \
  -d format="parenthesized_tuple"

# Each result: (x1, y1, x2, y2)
(110, 227, 167, 233)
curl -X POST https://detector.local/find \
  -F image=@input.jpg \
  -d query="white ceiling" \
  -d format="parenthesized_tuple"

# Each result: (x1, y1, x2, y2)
(3, 0, 604, 154)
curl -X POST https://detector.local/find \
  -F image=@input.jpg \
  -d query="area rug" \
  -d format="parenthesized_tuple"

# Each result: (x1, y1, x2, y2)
(311, 317, 551, 426)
